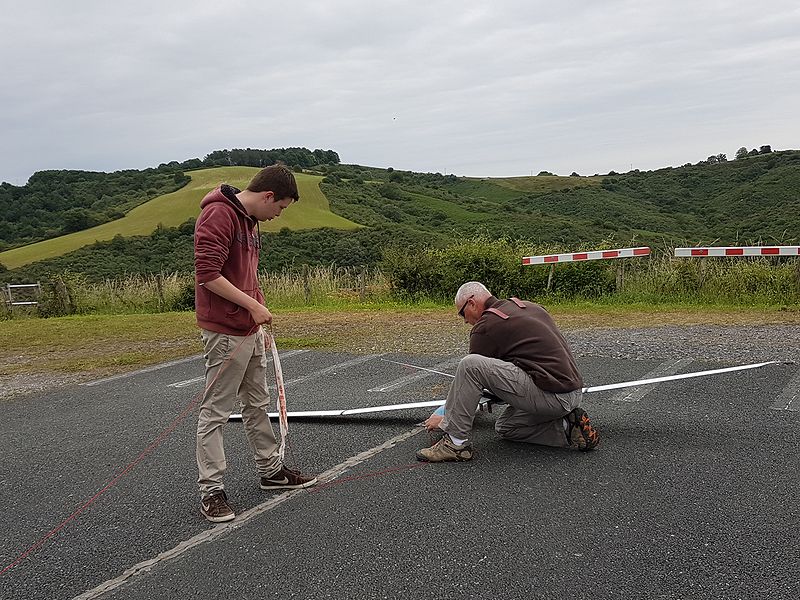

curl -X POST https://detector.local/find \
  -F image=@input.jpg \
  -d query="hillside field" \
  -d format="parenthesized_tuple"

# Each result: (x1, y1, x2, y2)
(0, 168, 359, 269)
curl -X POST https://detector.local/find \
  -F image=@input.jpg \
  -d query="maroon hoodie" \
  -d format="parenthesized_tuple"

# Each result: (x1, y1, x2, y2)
(194, 184, 264, 335)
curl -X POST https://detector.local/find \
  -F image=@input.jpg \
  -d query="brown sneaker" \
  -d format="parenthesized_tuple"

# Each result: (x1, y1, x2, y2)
(566, 407, 599, 451)
(416, 435, 473, 462)
(200, 490, 235, 523)
(260, 466, 318, 490)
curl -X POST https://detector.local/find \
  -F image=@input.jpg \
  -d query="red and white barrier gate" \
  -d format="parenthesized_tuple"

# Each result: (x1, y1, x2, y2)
(675, 246, 800, 257)
(522, 246, 650, 265)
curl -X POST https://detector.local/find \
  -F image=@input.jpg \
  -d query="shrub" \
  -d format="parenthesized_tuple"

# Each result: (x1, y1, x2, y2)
(36, 274, 79, 317)
(381, 236, 618, 302)
(169, 280, 196, 311)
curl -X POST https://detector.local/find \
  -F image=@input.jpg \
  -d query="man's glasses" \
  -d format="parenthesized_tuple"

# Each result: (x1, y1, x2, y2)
(458, 295, 473, 318)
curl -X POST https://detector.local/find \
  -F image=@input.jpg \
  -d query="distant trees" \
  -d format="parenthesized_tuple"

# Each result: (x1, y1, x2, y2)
(706, 153, 727, 164)
(185, 147, 340, 171)
(0, 168, 186, 248)
(62, 208, 99, 233)
(735, 145, 772, 159)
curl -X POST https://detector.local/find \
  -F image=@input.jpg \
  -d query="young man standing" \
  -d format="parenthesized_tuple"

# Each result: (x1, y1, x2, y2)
(194, 164, 316, 523)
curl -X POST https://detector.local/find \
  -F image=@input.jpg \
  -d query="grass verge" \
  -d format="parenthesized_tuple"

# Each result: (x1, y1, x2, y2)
(2, 303, 799, 385)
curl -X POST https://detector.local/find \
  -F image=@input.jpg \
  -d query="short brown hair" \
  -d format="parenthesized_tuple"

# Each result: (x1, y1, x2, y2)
(247, 164, 299, 201)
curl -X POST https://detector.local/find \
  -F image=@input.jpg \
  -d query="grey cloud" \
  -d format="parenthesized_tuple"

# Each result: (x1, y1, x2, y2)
(1, 0, 799, 183)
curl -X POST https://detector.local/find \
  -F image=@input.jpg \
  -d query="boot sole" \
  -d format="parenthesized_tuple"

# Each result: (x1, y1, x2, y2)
(260, 477, 318, 490)
(200, 510, 235, 523)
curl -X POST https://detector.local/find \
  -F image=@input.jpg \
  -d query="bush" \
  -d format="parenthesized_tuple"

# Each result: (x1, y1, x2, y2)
(549, 261, 615, 298)
(378, 182, 403, 200)
(380, 236, 619, 302)
(36, 274, 78, 317)
(169, 280, 196, 311)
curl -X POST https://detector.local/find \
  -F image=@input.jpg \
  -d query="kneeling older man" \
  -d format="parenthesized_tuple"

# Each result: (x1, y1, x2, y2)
(418, 281, 599, 462)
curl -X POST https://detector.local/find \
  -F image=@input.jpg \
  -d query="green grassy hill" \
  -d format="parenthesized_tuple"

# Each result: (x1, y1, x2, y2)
(319, 151, 800, 246)
(3, 150, 800, 282)
(0, 168, 359, 269)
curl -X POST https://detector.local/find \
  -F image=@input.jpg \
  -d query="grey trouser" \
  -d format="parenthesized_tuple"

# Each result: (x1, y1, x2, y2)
(440, 354, 582, 447)
(196, 328, 281, 498)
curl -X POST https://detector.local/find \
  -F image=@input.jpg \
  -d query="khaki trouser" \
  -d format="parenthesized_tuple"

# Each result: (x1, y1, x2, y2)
(440, 354, 582, 447)
(196, 328, 281, 499)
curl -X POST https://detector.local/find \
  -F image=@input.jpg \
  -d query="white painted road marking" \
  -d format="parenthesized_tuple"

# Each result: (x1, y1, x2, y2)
(167, 350, 308, 388)
(83, 355, 203, 387)
(368, 358, 460, 392)
(228, 354, 385, 419)
(610, 358, 695, 403)
(72, 426, 424, 600)
(282, 354, 383, 387)
(770, 367, 800, 411)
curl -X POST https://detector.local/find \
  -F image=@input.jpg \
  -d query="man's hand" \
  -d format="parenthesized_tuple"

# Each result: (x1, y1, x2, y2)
(424, 413, 443, 431)
(249, 304, 273, 326)
(202, 276, 273, 325)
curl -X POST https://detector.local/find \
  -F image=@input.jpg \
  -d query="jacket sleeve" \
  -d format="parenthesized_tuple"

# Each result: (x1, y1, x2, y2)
(195, 204, 235, 284)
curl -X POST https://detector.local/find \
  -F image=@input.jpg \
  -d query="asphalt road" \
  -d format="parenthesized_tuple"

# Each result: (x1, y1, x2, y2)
(1, 349, 798, 600)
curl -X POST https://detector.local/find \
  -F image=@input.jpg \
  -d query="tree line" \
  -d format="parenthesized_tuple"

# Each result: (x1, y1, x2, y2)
(156, 147, 340, 171)
(704, 144, 772, 165)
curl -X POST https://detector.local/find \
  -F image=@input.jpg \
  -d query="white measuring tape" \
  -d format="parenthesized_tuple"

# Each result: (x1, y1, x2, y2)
(265, 326, 289, 460)
(381, 358, 779, 392)
(243, 358, 782, 419)
(226, 354, 781, 420)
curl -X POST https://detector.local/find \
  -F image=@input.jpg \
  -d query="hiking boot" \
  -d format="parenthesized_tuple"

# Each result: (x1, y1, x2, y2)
(566, 407, 599, 451)
(200, 490, 235, 523)
(416, 435, 474, 462)
(260, 466, 318, 490)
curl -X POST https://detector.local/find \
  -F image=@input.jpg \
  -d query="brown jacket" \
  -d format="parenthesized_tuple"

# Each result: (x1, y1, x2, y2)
(469, 296, 583, 393)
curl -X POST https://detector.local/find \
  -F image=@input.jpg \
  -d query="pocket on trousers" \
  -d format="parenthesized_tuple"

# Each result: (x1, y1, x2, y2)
(203, 332, 232, 367)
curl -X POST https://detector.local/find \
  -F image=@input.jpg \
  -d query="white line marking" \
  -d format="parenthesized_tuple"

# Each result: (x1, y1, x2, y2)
(610, 358, 694, 403)
(229, 355, 385, 420)
(168, 377, 204, 388)
(282, 354, 383, 387)
(368, 358, 460, 392)
(168, 350, 308, 388)
(381, 358, 456, 379)
(83, 355, 203, 387)
(72, 426, 423, 599)
(770, 367, 800, 411)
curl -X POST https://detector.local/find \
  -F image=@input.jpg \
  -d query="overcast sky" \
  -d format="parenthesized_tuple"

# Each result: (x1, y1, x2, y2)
(1, 0, 798, 184)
